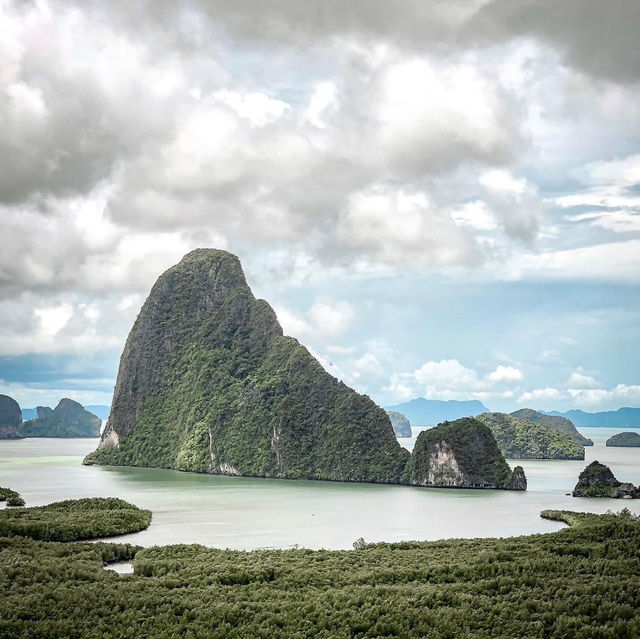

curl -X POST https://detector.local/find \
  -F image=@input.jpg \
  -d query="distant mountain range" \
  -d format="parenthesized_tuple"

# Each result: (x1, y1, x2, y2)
(545, 408, 640, 428)
(21, 404, 110, 421)
(384, 399, 490, 426)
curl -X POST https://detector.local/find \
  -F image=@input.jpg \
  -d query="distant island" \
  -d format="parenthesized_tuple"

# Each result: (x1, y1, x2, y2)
(547, 407, 640, 428)
(572, 461, 639, 499)
(84, 249, 523, 491)
(510, 408, 593, 446)
(475, 412, 584, 460)
(22, 404, 110, 422)
(384, 398, 489, 426)
(606, 432, 640, 447)
(386, 411, 412, 437)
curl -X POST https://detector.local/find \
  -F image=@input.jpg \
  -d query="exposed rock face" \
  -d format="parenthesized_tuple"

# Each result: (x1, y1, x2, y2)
(476, 412, 584, 460)
(606, 432, 640, 447)
(386, 411, 412, 437)
(401, 418, 526, 490)
(572, 461, 639, 498)
(511, 408, 593, 446)
(23, 399, 101, 437)
(85, 249, 409, 483)
(0, 395, 23, 439)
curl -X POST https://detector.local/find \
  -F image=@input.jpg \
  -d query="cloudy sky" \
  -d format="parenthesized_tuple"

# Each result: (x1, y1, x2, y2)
(1, 0, 639, 413)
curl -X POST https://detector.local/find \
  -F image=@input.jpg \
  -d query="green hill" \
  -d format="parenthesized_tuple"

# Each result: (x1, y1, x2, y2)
(511, 408, 593, 446)
(22, 399, 101, 438)
(476, 412, 584, 460)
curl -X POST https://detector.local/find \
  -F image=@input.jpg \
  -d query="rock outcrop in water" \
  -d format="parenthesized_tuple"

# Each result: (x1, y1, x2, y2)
(23, 399, 101, 437)
(0, 395, 23, 439)
(511, 408, 593, 447)
(85, 249, 409, 483)
(572, 461, 639, 498)
(386, 411, 412, 437)
(401, 418, 526, 490)
(476, 412, 584, 460)
(606, 432, 640, 447)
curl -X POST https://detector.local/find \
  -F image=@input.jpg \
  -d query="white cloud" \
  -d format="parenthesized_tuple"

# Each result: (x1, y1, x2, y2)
(304, 81, 338, 129)
(566, 371, 599, 389)
(34, 304, 73, 337)
(337, 186, 480, 267)
(214, 90, 290, 127)
(275, 298, 355, 340)
(384, 358, 523, 402)
(502, 239, 640, 283)
(487, 365, 523, 383)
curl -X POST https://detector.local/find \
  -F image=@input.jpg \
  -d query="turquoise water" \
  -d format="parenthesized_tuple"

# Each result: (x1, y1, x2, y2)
(1, 428, 638, 550)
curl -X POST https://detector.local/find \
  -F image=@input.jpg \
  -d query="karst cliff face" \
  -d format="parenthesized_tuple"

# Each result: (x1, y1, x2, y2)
(402, 418, 526, 490)
(0, 395, 23, 439)
(85, 249, 409, 483)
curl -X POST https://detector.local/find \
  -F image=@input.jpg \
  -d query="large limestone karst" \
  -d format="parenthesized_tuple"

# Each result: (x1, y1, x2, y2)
(85, 249, 409, 483)
(511, 408, 593, 447)
(23, 399, 101, 438)
(401, 418, 526, 490)
(0, 395, 24, 439)
(476, 412, 584, 460)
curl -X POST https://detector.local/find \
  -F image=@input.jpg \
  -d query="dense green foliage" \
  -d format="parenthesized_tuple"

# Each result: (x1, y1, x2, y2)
(86, 250, 408, 483)
(22, 399, 101, 437)
(476, 412, 584, 460)
(401, 418, 524, 489)
(386, 410, 412, 437)
(606, 431, 640, 447)
(1, 505, 639, 638)
(0, 497, 151, 541)
(0, 487, 25, 507)
(572, 461, 639, 498)
(511, 408, 593, 446)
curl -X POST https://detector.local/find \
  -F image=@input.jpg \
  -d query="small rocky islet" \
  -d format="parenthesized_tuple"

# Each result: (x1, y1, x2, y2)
(572, 461, 639, 499)
(85, 249, 526, 491)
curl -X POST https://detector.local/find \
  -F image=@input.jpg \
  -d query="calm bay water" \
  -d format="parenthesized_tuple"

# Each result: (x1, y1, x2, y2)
(1, 428, 638, 550)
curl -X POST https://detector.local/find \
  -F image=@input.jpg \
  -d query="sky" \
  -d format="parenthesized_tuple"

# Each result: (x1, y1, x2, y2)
(1, 0, 639, 413)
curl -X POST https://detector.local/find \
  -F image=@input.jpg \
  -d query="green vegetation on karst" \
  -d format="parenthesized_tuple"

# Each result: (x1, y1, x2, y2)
(511, 408, 593, 446)
(85, 250, 408, 484)
(22, 399, 101, 437)
(476, 412, 585, 460)
(401, 418, 525, 489)
(0, 497, 151, 541)
(1, 497, 639, 638)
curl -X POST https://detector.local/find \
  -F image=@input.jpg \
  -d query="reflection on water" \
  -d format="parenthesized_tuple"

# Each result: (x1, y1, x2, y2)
(0, 430, 638, 550)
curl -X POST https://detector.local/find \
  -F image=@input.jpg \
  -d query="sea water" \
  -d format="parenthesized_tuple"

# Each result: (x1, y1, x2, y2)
(1, 428, 638, 550)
